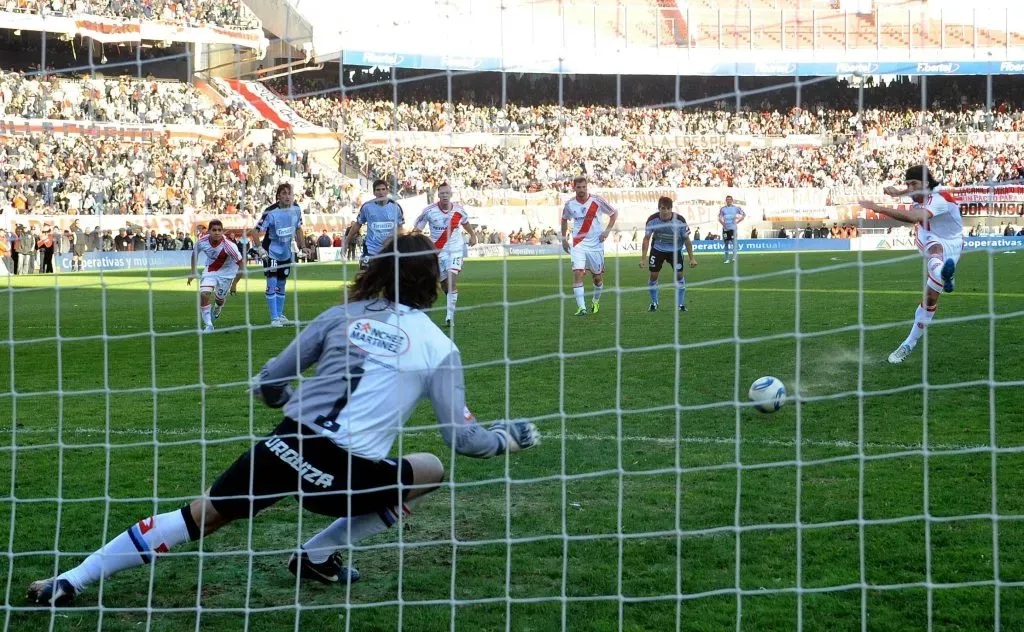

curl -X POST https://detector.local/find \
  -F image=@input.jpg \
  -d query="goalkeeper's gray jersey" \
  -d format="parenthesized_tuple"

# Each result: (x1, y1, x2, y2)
(256, 299, 505, 461)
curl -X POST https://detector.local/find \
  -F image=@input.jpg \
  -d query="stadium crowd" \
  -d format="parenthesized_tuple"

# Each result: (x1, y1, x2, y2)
(354, 137, 1024, 193)
(0, 72, 268, 128)
(5, 0, 260, 30)
(0, 130, 356, 216)
(295, 98, 1024, 138)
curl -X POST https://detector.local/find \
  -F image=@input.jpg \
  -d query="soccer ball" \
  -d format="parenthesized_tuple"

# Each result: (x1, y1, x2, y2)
(748, 376, 786, 414)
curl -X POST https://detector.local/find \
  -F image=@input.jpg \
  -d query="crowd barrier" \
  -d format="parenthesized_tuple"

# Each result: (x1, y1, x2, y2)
(36, 235, 1022, 274)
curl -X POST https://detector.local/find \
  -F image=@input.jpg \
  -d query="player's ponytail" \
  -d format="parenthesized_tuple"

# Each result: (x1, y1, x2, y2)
(348, 233, 439, 310)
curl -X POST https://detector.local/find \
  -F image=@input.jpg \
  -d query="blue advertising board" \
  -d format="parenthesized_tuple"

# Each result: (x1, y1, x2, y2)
(57, 250, 194, 272)
(344, 51, 1024, 77)
(962, 236, 1024, 251)
(690, 239, 851, 253)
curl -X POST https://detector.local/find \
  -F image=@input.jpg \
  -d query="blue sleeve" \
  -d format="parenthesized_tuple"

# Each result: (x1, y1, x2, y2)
(644, 220, 655, 237)
(356, 204, 367, 224)
(396, 203, 405, 224)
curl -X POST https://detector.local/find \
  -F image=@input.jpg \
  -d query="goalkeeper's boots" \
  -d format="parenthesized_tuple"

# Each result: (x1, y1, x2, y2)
(648, 303, 658, 312)
(888, 343, 913, 364)
(574, 307, 587, 317)
(591, 300, 600, 314)
(288, 550, 360, 585)
(941, 258, 956, 294)
(679, 305, 687, 312)
(27, 578, 77, 606)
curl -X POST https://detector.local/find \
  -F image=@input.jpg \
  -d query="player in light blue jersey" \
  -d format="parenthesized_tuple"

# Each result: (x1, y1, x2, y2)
(346, 179, 404, 270)
(255, 183, 304, 326)
(640, 197, 697, 312)
(718, 195, 746, 263)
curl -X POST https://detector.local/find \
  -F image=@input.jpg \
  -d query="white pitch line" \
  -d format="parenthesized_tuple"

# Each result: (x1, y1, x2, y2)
(0, 427, 984, 453)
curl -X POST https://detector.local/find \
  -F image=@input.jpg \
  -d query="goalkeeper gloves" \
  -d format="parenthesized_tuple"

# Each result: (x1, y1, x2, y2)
(488, 420, 540, 453)
(250, 373, 293, 409)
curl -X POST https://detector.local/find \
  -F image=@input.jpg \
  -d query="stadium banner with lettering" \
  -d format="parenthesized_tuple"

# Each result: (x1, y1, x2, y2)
(56, 250, 194, 272)
(0, 117, 226, 142)
(343, 50, 1024, 77)
(690, 239, 851, 253)
(852, 235, 1024, 252)
(0, 10, 268, 51)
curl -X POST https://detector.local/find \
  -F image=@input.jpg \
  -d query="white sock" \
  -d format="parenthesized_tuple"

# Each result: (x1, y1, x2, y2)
(927, 255, 944, 289)
(573, 285, 585, 309)
(903, 303, 936, 349)
(303, 498, 420, 564)
(592, 283, 603, 303)
(447, 291, 458, 320)
(60, 508, 195, 592)
(201, 305, 212, 327)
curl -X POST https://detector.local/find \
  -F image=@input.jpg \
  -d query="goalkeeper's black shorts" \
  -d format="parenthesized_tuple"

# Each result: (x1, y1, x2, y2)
(208, 418, 414, 519)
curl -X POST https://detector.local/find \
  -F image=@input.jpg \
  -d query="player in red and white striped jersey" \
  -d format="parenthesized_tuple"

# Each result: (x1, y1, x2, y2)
(859, 165, 964, 364)
(560, 176, 618, 316)
(413, 183, 477, 326)
(188, 219, 244, 334)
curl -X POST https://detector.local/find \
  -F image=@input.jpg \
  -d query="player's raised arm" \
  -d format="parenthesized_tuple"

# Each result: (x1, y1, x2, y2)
(857, 200, 929, 224)
(251, 311, 330, 407)
(428, 348, 539, 458)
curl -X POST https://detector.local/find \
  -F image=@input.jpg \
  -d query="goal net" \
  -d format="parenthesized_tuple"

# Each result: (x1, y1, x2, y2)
(2, 1, 1023, 631)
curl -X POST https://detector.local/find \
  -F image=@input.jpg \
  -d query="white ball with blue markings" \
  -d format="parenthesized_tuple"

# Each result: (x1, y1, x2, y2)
(748, 376, 786, 414)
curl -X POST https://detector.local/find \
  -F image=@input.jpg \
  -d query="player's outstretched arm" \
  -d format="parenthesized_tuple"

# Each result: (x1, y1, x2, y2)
(858, 200, 929, 224)
(428, 349, 540, 457)
(251, 311, 330, 407)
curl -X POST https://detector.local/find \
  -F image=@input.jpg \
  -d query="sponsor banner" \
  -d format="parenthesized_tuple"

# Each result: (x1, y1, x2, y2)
(0, 117, 224, 142)
(362, 131, 536, 149)
(2, 213, 356, 237)
(344, 50, 1024, 77)
(962, 236, 1024, 251)
(56, 250, 193, 272)
(690, 238, 851, 253)
(315, 246, 360, 262)
(0, 10, 267, 51)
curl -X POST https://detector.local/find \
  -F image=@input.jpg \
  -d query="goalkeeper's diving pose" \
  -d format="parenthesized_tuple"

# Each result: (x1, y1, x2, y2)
(28, 233, 540, 605)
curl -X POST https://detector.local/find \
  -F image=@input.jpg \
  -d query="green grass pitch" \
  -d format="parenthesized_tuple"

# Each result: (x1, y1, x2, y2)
(1, 249, 1022, 631)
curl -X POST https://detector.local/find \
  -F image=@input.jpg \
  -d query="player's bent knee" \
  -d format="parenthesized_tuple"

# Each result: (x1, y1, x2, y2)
(190, 496, 230, 536)
(403, 452, 445, 489)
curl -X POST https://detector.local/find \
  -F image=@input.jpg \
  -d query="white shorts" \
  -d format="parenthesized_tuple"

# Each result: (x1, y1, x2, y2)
(200, 273, 234, 299)
(439, 251, 463, 278)
(916, 231, 963, 293)
(570, 246, 604, 274)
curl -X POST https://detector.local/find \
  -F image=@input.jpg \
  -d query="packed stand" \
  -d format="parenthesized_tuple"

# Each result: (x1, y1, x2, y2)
(6, 0, 260, 30)
(0, 72, 268, 128)
(0, 130, 356, 217)
(293, 98, 1024, 138)
(353, 136, 1024, 193)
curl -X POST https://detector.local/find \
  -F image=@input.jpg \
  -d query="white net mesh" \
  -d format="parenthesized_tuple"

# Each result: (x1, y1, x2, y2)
(2, 2, 1024, 631)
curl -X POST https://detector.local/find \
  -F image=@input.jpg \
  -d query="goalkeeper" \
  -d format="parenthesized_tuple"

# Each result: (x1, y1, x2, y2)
(28, 233, 540, 606)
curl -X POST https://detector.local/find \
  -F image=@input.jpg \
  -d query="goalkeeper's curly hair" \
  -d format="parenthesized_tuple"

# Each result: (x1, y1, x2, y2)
(348, 233, 439, 310)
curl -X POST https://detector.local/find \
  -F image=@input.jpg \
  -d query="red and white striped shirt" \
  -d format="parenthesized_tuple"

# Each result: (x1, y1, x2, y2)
(561, 195, 617, 248)
(196, 235, 242, 275)
(414, 202, 469, 252)
(917, 189, 963, 243)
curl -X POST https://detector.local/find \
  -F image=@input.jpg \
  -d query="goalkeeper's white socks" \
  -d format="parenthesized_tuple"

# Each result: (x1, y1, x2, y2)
(903, 302, 936, 349)
(592, 283, 604, 303)
(302, 497, 422, 564)
(59, 507, 199, 592)
(200, 305, 212, 328)
(447, 291, 458, 321)
(573, 285, 585, 309)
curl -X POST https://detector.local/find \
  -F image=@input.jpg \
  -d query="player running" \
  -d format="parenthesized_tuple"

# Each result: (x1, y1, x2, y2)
(26, 233, 540, 606)
(187, 219, 243, 334)
(639, 197, 698, 312)
(253, 183, 304, 327)
(413, 183, 477, 326)
(718, 195, 746, 264)
(561, 176, 618, 316)
(346, 179, 404, 270)
(858, 165, 962, 364)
